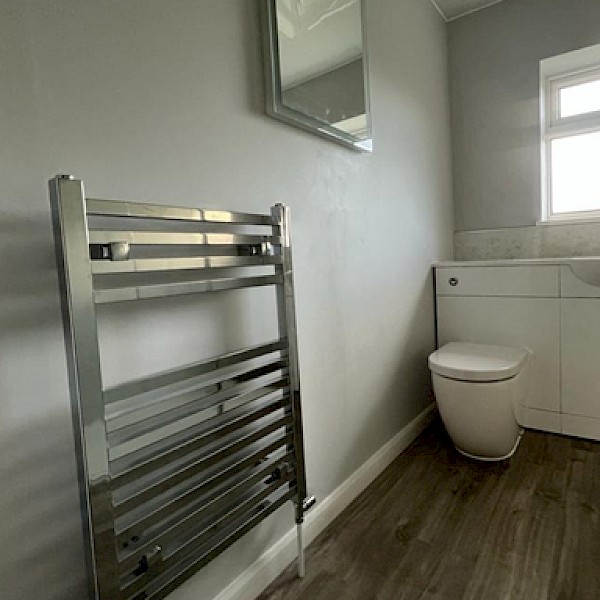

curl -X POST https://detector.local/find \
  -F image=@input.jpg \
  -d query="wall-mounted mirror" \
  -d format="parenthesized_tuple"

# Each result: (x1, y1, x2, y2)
(261, 0, 372, 152)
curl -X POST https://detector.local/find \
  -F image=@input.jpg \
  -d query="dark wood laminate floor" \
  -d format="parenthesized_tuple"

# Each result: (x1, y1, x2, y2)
(257, 420, 600, 600)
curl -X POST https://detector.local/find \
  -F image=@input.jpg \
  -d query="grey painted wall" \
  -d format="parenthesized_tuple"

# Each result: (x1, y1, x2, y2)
(0, 1, 452, 599)
(449, 0, 600, 231)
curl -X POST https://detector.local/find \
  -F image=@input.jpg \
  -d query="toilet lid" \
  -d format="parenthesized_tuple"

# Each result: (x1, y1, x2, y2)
(429, 342, 528, 382)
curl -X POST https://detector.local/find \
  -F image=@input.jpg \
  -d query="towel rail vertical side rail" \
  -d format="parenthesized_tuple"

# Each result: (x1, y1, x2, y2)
(271, 204, 311, 578)
(50, 175, 121, 599)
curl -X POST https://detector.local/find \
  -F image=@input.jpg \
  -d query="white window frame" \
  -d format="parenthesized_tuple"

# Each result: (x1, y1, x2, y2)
(540, 43, 600, 224)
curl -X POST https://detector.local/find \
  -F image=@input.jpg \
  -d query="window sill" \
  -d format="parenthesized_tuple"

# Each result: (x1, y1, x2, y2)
(537, 215, 600, 227)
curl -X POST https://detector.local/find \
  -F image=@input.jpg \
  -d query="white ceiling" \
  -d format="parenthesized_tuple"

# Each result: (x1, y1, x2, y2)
(432, 0, 506, 21)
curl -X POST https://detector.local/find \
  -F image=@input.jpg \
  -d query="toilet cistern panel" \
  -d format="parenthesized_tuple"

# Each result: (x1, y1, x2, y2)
(434, 264, 561, 435)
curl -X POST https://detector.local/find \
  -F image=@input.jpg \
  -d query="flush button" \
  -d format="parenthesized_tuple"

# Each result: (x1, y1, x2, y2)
(449, 277, 459, 287)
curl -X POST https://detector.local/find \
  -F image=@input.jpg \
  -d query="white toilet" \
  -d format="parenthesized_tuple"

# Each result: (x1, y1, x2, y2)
(428, 342, 530, 461)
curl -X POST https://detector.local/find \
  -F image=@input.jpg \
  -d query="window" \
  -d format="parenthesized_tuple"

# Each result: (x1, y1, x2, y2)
(540, 44, 600, 222)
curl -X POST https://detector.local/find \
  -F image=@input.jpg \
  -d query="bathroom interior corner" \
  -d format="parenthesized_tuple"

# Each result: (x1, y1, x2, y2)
(1, 1, 600, 600)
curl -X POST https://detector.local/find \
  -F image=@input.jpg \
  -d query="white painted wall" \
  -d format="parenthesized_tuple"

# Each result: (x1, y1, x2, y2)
(0, 1, 453, 599)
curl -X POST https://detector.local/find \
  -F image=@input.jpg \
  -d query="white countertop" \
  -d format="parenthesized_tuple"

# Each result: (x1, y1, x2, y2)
(433, 257, 600, 267)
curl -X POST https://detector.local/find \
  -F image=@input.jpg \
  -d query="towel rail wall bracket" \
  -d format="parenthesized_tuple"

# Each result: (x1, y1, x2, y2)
(50, 174, 313, 600)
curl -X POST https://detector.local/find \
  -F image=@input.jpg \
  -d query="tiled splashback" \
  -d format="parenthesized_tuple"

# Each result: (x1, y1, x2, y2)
(455, 222, 600, 260)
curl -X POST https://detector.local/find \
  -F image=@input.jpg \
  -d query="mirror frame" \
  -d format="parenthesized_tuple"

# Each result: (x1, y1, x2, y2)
(260, 0, 372, 152)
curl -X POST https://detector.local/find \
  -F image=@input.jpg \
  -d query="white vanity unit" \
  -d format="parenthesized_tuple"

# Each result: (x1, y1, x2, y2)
(434, 258, 600, 441)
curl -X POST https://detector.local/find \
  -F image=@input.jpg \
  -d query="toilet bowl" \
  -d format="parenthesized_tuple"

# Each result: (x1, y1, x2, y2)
(428, 342, 530, 461)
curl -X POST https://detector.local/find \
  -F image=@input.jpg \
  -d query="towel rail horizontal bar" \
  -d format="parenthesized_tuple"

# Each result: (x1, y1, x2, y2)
(111, 396, 289, 488)
(104, 339, 287, 404)
(164, 477, 292, 576)
(114, 437, 293, 546)
(89, 230, 281, 247)
(131, 489, 296, 600)
(113, 415, 293, 518)
(122, 489, 297, 600)
(94, 274, 283, 304)
(86, 198, 274, 226)
(106, 356, 288, 426)
(107, 378, 289, 450)
(118, 463, 292, 576)
(91, 255, 283, 275)
(110, 386, 289, 476)
(117, 454, 292, 574)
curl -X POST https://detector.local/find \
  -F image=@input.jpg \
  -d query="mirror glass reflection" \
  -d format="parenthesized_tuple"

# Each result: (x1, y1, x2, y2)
(269, 0, 371, 151)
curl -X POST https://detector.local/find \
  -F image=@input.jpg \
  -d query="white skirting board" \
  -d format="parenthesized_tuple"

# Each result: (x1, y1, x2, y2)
(212, 403, 437, 600)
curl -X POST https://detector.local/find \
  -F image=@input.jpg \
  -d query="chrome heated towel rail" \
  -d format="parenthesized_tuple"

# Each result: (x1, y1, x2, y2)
(50, 175, 314, 600)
